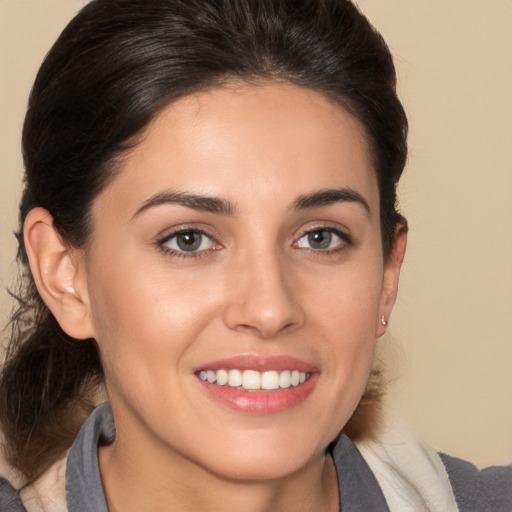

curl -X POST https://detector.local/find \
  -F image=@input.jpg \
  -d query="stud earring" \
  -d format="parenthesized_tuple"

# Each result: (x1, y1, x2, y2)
(65, 286, 77, 295)
(381, 315, 388, 327)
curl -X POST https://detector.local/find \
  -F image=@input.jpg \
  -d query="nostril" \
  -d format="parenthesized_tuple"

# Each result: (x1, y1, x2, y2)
(222, 299, 305, 339)
(221, 257, 306, 337)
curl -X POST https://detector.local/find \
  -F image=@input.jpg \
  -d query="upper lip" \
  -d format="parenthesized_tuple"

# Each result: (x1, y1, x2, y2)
(193, 354, 318, 374)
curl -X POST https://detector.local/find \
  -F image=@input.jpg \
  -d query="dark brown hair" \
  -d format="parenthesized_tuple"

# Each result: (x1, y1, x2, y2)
(0, 0, 407, 482)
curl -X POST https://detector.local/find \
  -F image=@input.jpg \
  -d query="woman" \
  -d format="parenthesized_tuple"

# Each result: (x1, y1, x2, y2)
(0, 1, 510, 511)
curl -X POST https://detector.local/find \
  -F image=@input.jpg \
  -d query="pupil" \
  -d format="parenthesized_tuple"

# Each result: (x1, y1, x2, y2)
(177, 232, 201, 251)
(308, 230, 331, 249)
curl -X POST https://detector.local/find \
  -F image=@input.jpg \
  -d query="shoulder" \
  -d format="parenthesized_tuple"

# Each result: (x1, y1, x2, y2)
(354, 414, 460, 512)
(18, 455, 67, 512)
(0, 477, 27, 511)
(0, 403, 113, 512)
(440, 453, 512, 512)
(353, 408, 512, 512)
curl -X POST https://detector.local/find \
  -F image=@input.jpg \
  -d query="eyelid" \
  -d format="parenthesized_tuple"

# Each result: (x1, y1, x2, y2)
(295, 223, 352, 241)
(156, 225, 222, 258)
(156, 222, 219, 243)
(158, 226, 210, 244)
(293, 225, 352, 251)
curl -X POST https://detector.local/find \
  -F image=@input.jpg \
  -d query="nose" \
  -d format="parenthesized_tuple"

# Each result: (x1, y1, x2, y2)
(222, 250, 305, 339)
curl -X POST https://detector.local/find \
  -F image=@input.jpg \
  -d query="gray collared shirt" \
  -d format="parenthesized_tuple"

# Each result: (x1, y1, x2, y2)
(64, 403, 390, 511)
(2, 403, 512, 511)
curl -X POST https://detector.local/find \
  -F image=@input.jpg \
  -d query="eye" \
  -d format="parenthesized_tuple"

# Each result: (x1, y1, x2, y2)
(160, 229, 216, 254)
(296, 228, 348, 250)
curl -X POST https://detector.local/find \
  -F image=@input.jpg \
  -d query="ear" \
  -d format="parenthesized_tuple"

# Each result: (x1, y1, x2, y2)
(376, 222, 407, 338)
(24, 207, 95, 340)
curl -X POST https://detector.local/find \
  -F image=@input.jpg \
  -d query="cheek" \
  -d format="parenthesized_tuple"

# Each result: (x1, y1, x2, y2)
(86, 257, 221, 388)
(302, 256, 383, 411)
(304, 256, 384, 333)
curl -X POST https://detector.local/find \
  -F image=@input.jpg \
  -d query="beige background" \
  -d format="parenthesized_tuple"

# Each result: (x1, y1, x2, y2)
(1, 0, 511, 468)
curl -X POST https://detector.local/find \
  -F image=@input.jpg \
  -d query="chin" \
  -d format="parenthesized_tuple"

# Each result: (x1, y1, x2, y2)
(193, 428, 330, 483)
(206, 451, 319, 483)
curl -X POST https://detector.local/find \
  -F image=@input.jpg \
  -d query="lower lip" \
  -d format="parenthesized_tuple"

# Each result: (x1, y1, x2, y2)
(196, 374, 318, 414)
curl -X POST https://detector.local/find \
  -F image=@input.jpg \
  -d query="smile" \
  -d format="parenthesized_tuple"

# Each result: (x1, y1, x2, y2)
(197, 369, 311, 391)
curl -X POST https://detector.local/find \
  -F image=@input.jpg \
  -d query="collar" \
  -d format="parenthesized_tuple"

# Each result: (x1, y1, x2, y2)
(64, 403, 389, 512)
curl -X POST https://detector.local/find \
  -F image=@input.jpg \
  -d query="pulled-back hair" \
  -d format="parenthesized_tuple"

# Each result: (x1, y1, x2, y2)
(0, 0, 407, 482)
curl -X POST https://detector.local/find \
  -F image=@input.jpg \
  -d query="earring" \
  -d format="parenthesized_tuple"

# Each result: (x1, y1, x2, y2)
(381, 315, 388, 327)
(65, 286, 77, 295)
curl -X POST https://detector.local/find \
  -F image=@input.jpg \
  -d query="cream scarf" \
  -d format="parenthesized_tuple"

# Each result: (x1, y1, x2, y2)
(355, 413, 459, 512)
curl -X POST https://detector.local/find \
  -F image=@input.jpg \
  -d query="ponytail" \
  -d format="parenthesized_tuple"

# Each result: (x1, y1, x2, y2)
(0, 272, 103, 482)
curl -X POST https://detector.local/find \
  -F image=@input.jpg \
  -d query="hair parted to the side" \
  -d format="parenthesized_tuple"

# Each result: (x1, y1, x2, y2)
(0, 0, 407, 482)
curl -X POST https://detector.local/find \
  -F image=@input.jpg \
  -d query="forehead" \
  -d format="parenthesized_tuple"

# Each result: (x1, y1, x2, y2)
(97, 82, 378, 218)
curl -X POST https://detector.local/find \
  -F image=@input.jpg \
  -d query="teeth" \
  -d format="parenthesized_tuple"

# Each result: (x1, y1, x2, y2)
(279, 370, 291, 388)
(198, 368, 311, 390)
(242, 370, 261, 390)
(216, 369, 228, 386)
(228, 369, 242, 387)
(261, 371, 279, 390)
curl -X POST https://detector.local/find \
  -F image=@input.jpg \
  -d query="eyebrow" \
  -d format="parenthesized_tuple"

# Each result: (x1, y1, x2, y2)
(292, 188, 371, 215)
(133, 191, 237, 218)
(133, 187, 370, 219)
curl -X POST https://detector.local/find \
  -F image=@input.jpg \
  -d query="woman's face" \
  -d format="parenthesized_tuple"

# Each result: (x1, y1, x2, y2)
(79, 82, 403, 481)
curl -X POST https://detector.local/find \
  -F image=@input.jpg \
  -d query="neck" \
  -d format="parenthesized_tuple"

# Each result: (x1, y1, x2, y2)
(99, 430, 339, 512)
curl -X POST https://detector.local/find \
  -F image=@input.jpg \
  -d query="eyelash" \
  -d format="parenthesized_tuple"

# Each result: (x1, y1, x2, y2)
(294, 227, 352, 255)
(156, 226, 352, 260)
(156, 227, 220, 260)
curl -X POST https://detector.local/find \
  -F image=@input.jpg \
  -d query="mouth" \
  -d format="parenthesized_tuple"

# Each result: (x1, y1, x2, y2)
(197, 369, 312, 391)
(194, 355, 318, 414)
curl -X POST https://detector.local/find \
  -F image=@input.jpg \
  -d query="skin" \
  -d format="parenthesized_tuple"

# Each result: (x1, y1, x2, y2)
(25, 81, 406, 512)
